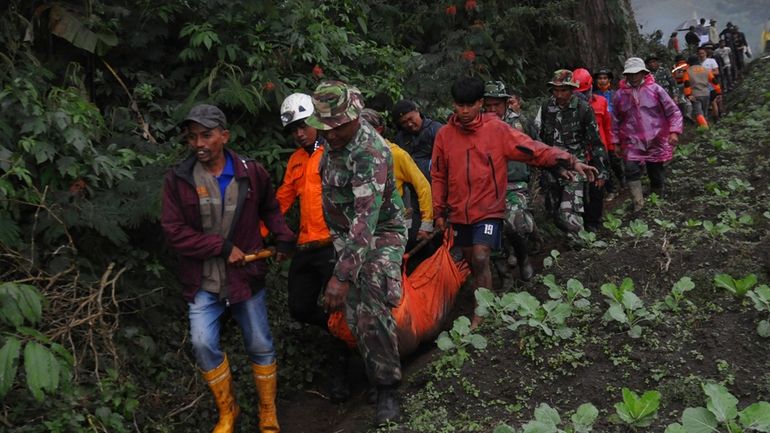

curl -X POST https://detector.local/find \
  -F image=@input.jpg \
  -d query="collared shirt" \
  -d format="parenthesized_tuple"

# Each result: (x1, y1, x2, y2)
(216, 153, 234, 211)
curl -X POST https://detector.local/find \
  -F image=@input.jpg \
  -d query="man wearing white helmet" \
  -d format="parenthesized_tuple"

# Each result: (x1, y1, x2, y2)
(274, 93, 352, 402)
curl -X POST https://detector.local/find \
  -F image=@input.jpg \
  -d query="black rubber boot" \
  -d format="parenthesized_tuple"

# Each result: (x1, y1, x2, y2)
(511, 233, 534, 282)
(328, 351, 351, 403)
(366, 386, 378, 405)
(375, 384, 401, 426)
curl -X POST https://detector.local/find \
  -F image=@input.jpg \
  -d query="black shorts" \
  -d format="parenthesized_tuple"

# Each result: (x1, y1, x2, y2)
(453, 219, 503, 250)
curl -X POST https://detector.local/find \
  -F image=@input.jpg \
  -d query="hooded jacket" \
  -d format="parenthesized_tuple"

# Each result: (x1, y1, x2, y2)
(431, 113, 576, 225)
(611, 74, 684, 163)
(162, 148, 295, 304)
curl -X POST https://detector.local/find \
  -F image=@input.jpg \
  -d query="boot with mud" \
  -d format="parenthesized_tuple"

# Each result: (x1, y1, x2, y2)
(251, 361, 280, 433)
(511, 233, 534, 282)
(627, 180, 644, 212)
(328, 350, 351, 403)
(201, 355, 241, 433)
(375, 384, 401, 426)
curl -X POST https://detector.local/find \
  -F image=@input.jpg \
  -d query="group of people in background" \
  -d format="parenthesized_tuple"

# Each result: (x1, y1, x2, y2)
(673, 18, 753, 127)
(162, 15, 764, 428)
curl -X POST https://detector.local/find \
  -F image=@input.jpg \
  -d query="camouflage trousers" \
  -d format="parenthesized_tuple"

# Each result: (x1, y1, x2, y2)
(346, 233, 405, 385)
(543, 173, 585, 233)
(504, 182, 534, 236)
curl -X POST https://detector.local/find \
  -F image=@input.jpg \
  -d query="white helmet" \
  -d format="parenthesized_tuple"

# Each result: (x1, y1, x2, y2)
(279, 93, 314, 127)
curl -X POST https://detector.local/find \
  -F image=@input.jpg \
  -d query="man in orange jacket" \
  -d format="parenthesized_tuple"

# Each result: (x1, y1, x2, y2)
(276, 93, 351, 402)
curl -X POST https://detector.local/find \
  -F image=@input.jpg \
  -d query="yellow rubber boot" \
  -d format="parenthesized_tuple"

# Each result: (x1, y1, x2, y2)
(252, 361, 280, 433)
(201, 355, 241, 433)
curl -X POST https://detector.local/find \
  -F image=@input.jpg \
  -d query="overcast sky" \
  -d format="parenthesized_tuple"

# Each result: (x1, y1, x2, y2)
(630, 0, 767, 55)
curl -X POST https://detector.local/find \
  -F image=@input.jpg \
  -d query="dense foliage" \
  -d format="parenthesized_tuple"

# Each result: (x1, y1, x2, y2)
(0, 0, 641, 431)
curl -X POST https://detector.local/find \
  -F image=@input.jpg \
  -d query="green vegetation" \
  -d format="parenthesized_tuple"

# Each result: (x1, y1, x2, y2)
(613, 388, 661, 428)
(2, 0, 770, 431)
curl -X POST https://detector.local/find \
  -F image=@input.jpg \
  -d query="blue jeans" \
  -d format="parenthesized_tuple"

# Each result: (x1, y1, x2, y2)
(188, 289, 275, 371)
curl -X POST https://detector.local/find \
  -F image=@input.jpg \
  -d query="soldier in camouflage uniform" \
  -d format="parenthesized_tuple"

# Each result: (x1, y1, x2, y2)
(483, 80, 536, 281)
(539, 70, 609, 233)
(305, 80, 406, 426)
(646, 54, 680, 102)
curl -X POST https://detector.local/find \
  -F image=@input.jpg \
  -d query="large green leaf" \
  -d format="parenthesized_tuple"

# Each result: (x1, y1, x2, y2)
(23, 342, 60, 401)
(465, 334, 487, 350)
(521, 420, 557, 433)
(622, 291, 644, 310)
(436, 332, 454, 351)
(474, 287, 495, 317)
(16, 284, 42, 325)
(738, 401, 770, 432)
(47, 5, 118, 56)
(713, 274, 737, 294)
(617, 388, 660, 426)
(0, 337, 21, 398)
(600, 283, 620, 301)
(543, 274, 561, 299)
(514, 292, 541, 318)
(703, 383, 738, 423)
(533, 403, 561, 425)
(571, 403, 598, 432)
(682, 407, 718, 433)
(608, 304, 628, 323)
(664, 423, 687, 433)
(544, 300, 571, 324)
(492, 425, 517, 433)
(0, 210, 21, 248)
(451, 316, 471, 335)
(748, 285, 770, 311)
(0, 284, 23, 328)
(758, 320, 770, 338)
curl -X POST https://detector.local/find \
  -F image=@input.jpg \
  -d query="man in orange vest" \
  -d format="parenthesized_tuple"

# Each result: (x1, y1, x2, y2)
(682, 54, 721, 128)
(276, 93, 351, 402)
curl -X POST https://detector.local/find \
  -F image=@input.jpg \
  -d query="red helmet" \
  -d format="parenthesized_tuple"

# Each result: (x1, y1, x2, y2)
(572, 68, 593, 92)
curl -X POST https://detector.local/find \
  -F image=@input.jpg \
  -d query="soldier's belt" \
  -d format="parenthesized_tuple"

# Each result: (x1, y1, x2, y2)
(297, 238, 333, 251)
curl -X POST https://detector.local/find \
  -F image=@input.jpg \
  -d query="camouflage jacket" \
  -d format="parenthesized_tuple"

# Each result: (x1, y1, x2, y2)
(539, 95, 609, 179)
(320, 120, 407, 283)
(501, 109, 536, 183)
(652, 67, 679, 100)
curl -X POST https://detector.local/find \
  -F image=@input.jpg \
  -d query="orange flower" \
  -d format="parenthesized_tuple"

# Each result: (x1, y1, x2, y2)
(464, 0, 477, 11)
(462, 50, 476, 62)
(445, 5, 457, 15)
(69, 179, 87, 194)
(264, 81, 275, 91)
(312, 64, 324, 78)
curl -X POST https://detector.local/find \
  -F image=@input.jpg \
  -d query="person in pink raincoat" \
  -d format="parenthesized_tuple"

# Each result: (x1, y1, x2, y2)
(611, 57, 683, 212)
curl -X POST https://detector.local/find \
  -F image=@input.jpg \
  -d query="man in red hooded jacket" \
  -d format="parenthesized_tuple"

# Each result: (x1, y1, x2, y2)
(431, 76, 597, 327)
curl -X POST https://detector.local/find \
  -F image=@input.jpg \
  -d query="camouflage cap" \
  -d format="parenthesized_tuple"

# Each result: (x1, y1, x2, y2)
(547, 69, 579, 88)
(483, 80, 510, 98)
(305, 80, 364, 131)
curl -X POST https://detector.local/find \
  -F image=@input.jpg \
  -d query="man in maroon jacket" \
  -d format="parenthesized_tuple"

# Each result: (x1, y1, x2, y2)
(161, 104, 294, 433)
(431, 77, 596, 327)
